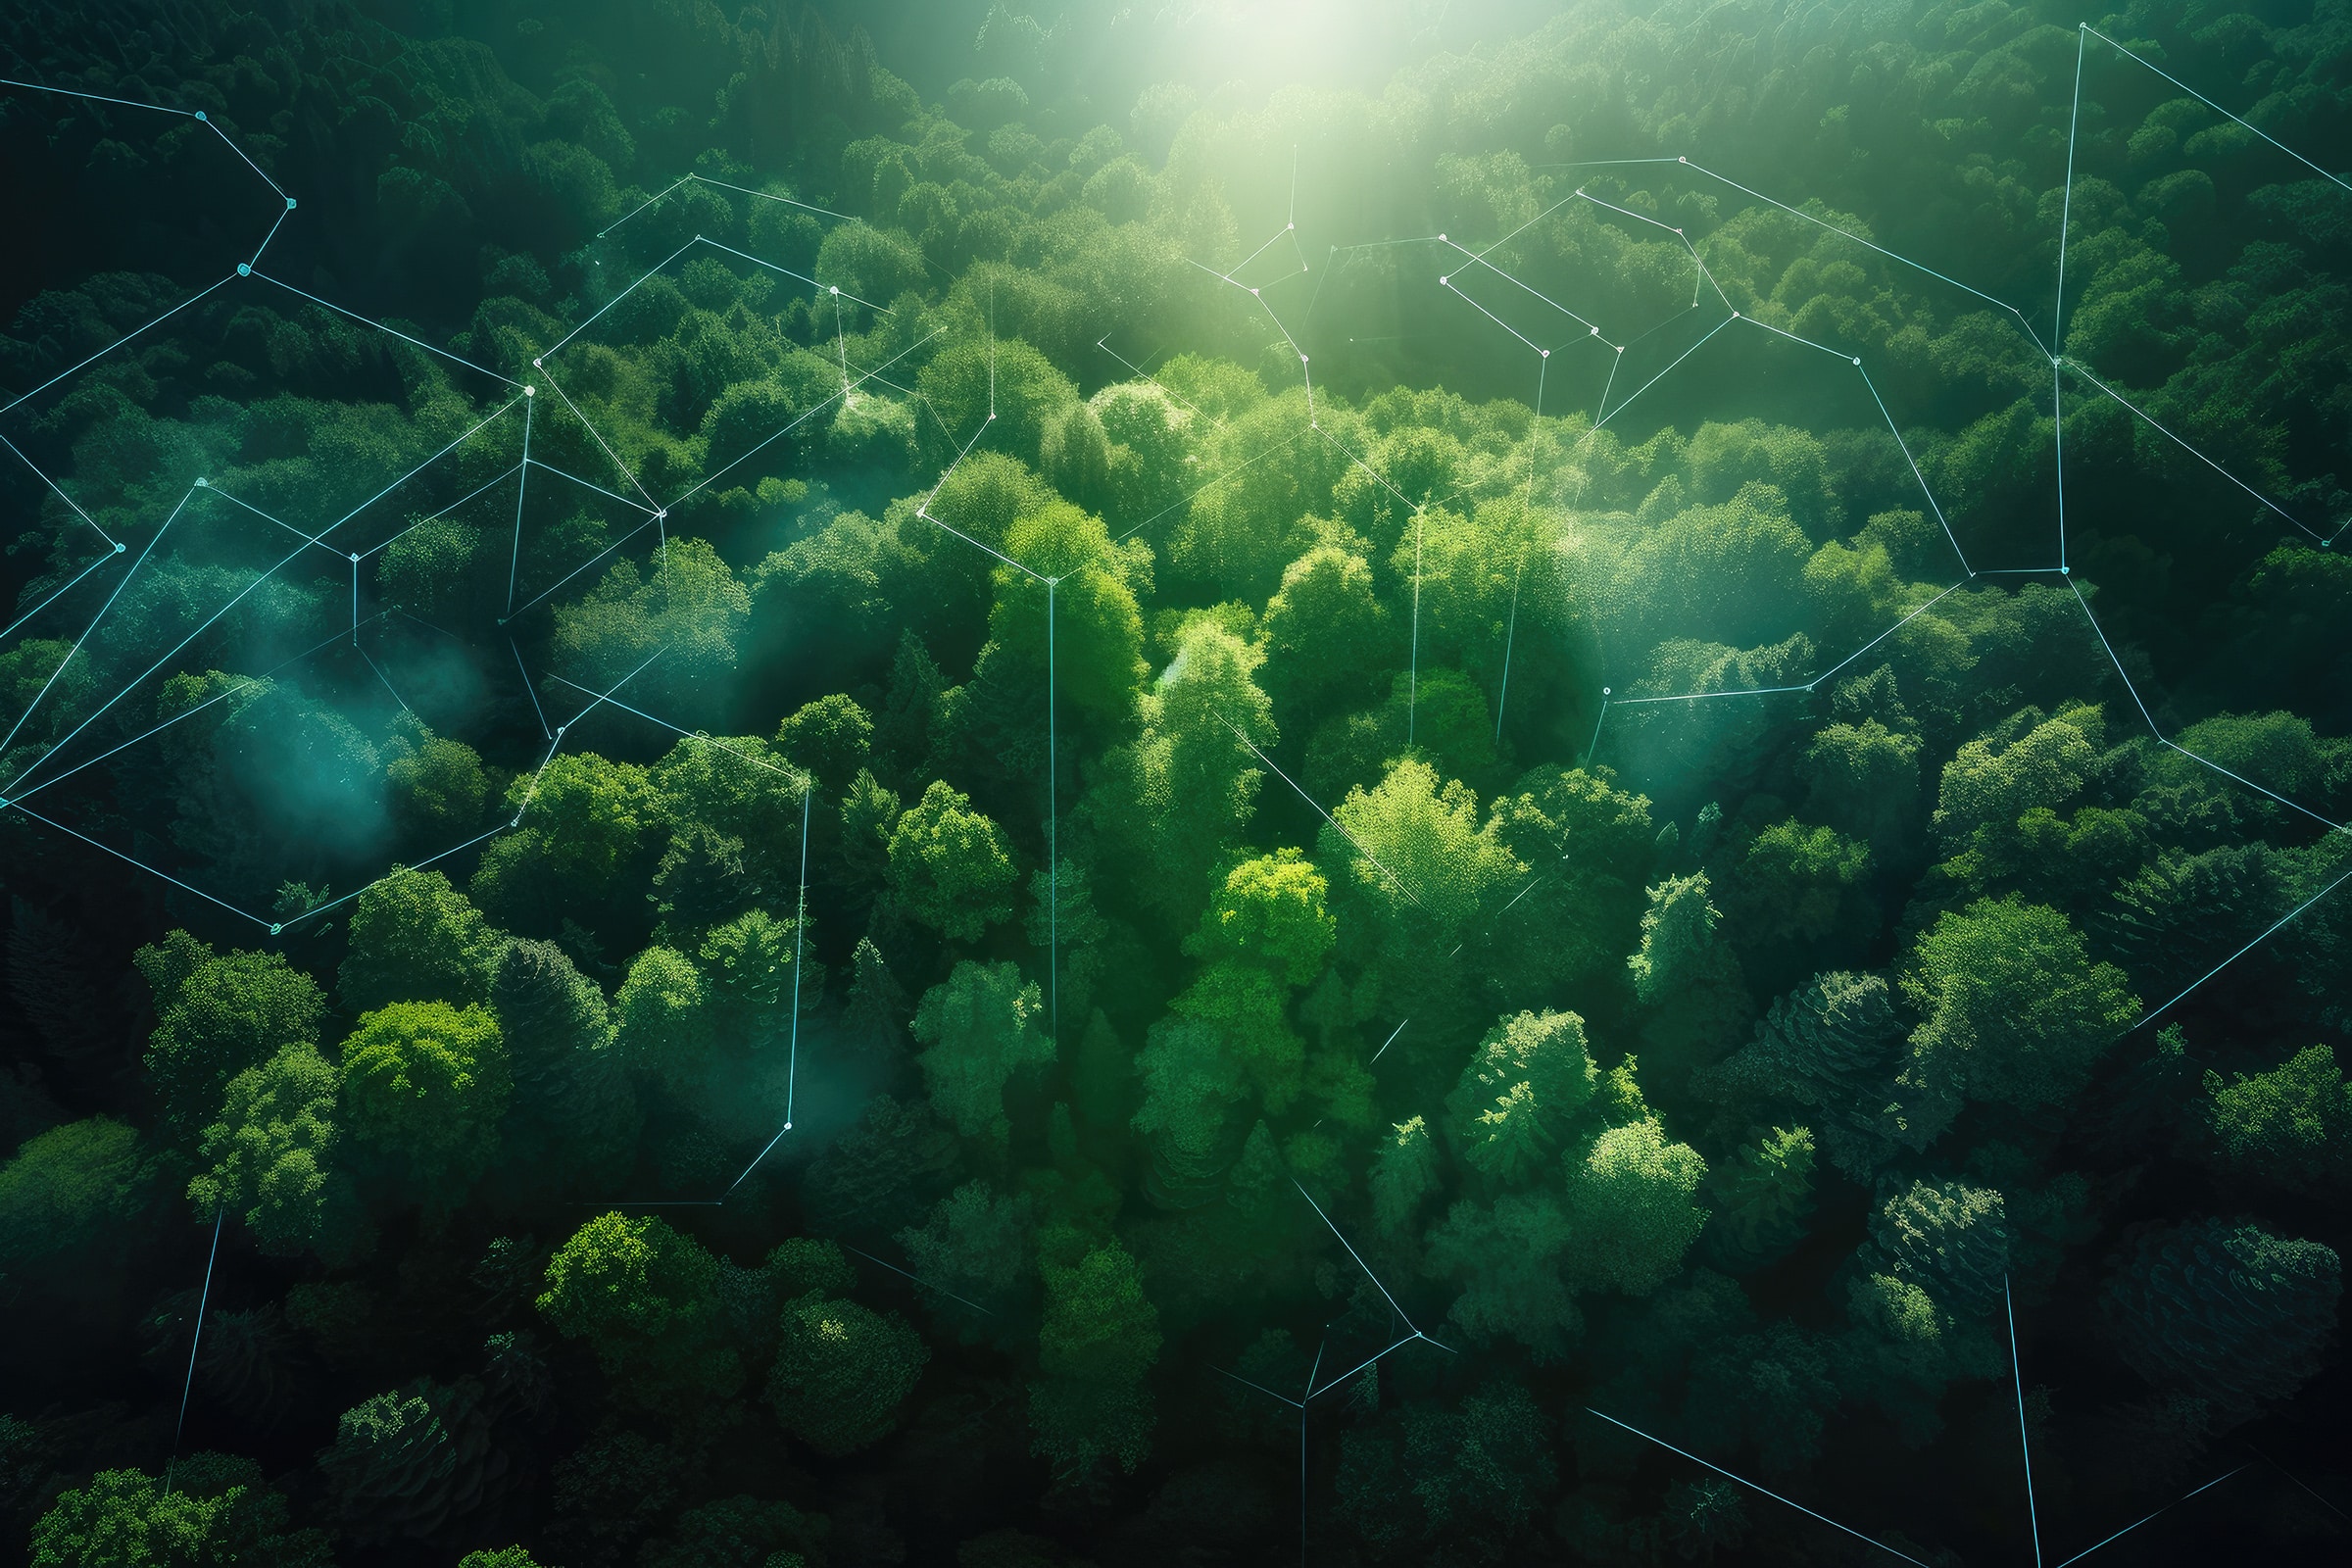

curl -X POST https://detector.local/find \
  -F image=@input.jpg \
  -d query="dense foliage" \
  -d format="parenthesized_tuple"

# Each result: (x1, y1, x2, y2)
(1, 0, 2347, 1563)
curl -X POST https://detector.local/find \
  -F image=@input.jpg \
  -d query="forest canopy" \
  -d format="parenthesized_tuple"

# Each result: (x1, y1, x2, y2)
(0, 1, 2347, 1565)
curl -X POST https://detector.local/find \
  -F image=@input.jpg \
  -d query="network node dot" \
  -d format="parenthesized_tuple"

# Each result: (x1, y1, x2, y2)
(1439, 233, 1446, 241)
(349, 552, 359, 563)
(1678, 155, 1688, 163)
(781, 1122, 792, 1131)
(1300, 353, 1309, 363)
(1732, 310, 1740, 317)
(1602, 687, 1612, 695)
(1591, 326, 1598, 334)
(236, 264, 250, 276)
(195, 111, 207, 122)
(114, 542, 124, 553)
(2061, 565, 2072, 573)
(1439, 276, 1448, 286)
(1288, 221, 1295, 229)
(525, 385, 535, 396)
(532, 358, 543, 368)
(657, 509, 668, 518)
(1616, 345, 1624, 353)
(196, 477, 209, 487)
(557, 725, 567, 736)
(285, 197, 296, 210)
(270, 924, 282, 936)
(1852, 357, 1861, 366)
(830, 285, 839, 295)
(1250, 287, 1259, 295)
(1674, 227, 1683, 234)
(1541, 349, 1549, 358)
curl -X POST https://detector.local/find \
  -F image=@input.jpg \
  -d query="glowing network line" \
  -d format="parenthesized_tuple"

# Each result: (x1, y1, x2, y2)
(163, 1205, 226, 1497)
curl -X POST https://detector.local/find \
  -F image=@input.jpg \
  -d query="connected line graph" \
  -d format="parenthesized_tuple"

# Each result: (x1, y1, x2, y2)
(3, 9, 2350, 1562)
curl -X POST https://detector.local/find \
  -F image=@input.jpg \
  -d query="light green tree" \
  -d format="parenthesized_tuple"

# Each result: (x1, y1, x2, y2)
(887, 780, 1019, 941)
(1902, 897, 2136, 1110)
(188, 1043, 368, 1263)
(1564, 1118, 1709, 1296)
(338, 866, 504, 1013)
(339, 1002, 510, 1209)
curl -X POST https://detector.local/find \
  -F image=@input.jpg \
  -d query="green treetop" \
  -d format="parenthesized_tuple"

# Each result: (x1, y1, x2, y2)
(1902, 897, 2137, 1110)
(188, 1042, 368, 1264)
(2202, 1044, 2351, 1192)
(29, 1455, 329, 1568)
(1445, 1009, 1599, 1185)
(887, 780, 1020, 942)
(912, 960, 1055, 1147)
(1084, 617, 1276, 929)
(338, 866, 505, 1013)
(1029, 1237, 1163, 1478)
(339, 1002, 510, 1210)
(538, 1211, 743, 1410)
(0, 1116, 158, 1281)
(1181, 848, 1337, 986)
(766, 1289, 930, 1455)
(1563, 1118, 1709, 1297)
(613, 945, 718, 1092)
(2105, 1217, 2341, 1426)
(1705, 1126, 1816, 1273)
(136, 933, 326, 1141)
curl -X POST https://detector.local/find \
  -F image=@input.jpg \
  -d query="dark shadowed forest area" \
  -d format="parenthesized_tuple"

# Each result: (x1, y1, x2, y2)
(0, 1, 2348, 1564)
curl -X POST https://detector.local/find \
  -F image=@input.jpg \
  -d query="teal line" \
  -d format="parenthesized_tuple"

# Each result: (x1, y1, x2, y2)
(597, 174, 695, 239)
(1585, 1406, 1933, 1566)
(1680, 157, 2048, 357)
(2068, 578, 2342, 832)
(277, 823, 513, 930)
(2049, 1467, 2246, 1568)
(531, 367, 658, 511)
(358, 464, 524, 559)
(0, 489, 187, 762)
(202, 115, 286, 198)
(2006, 1277, 2044, 1568)
(511, 637, 552, 740)
(2059, 358, 2320, 544)
(527, 456, 658, 515)
(538, 236, 704, 359)
(1, 548, 124, 642)
(0, 273, 236, 415)
(0, 75, 192, 116)
(684, 172, 857, 223)
(0, 428, 121, 549)
(3, 613, 397, 808)
(2085, 26, 2349, 193)
(164, 1207, 227, 1496)
(2056, 27, 2086, 348)
(1590, 312, 1737, 435)
(0, 799, 270, 927)
(250, 272, 519, 386)
(508, 398, 535, 616)
(696, 236, 893, 314)
(1858, 362, 1970, 573)
(2133, 860, 2352, 1029)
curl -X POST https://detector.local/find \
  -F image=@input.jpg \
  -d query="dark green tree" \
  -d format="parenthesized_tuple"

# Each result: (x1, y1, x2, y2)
(2105, 1218, 2341, 1426)
(766, 1289, 930, 1455)
(1029, 1238, 1162, 1477)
